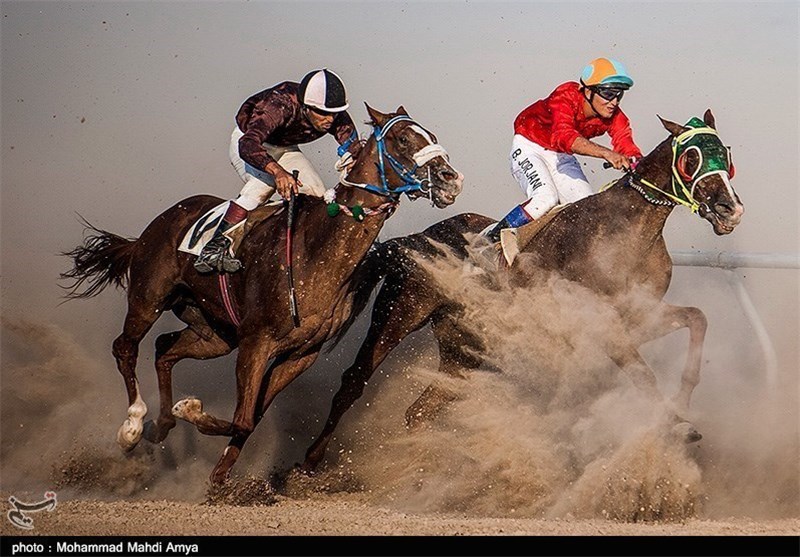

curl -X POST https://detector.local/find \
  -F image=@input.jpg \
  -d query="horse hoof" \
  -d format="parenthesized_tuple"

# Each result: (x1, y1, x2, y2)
(172, 398, 202, 421)
(296, 461, 317, 477)
(142, 419, 174, 443)
(116, 419, 143, 452)
(671, 421, 702, 443)
(209, 468, 230, 486)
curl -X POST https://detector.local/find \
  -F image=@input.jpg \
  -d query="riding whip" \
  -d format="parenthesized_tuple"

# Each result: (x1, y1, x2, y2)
(286, 170, 301, 328)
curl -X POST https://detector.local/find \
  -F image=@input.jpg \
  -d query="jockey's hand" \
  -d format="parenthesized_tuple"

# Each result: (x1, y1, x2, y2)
(603, 150, 632, 171)
(274, 167, 301, 199)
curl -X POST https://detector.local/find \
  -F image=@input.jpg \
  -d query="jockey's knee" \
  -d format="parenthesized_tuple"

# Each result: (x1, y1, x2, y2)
(298, 171, 325, 197)
(235, 178, 274, 211)
(521, 192, 558, 220)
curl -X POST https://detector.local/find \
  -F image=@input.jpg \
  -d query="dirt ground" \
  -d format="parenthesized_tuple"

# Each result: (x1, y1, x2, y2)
(3, 492, 798, 537)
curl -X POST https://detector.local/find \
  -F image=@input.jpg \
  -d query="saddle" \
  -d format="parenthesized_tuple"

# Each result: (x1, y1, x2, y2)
(178, 200, 285, 257)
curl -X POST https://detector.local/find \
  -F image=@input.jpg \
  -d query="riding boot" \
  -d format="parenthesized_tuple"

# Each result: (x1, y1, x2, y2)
(194, 201, 248, 274)
(482, 204, 533, 243)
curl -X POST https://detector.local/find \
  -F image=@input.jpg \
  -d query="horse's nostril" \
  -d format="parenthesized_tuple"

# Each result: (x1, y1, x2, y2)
(438, 169, 457, 182)
(714, 202, 734, 217)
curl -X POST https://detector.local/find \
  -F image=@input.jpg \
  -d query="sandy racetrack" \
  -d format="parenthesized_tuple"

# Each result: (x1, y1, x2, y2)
(1, 256, 798, 548)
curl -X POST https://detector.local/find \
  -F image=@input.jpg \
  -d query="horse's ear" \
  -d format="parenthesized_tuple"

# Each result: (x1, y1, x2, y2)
(396, 105, 409, 116)
(365, 102, 389, 127)
(658, 115, 686, 137)
(703, 109, 716, 130)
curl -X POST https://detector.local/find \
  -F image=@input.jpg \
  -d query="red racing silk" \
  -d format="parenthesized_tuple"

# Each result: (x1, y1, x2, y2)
(513, 81, 642, 159)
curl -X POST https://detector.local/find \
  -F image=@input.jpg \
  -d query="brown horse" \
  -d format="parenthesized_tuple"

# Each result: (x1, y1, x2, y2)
(301, 110, 744, 472)
(61, 104, 463, 484)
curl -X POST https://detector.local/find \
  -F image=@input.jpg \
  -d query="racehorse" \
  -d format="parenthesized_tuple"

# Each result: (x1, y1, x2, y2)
(61, 104, 464, 484)
(301, 110, 743, 473)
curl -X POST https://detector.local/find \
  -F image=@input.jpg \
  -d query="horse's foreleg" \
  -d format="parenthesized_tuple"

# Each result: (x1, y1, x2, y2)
(405, 314, 479, 430)
(302, 288, 435, 473)
(173, 335, 273, 439)
(209, 347, 322, 485)
(606, 342, 663, 402)
(144, 327, 234, 444)
(631, 304, 708, 416)
(177, 336, 274, 484)
(608, 333, 702, 443)
(404, 383, 460, 431)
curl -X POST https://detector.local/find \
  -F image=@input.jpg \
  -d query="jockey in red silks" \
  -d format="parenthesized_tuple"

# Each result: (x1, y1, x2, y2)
(483, 57, 643, 242)
(195, 68, 363, 274)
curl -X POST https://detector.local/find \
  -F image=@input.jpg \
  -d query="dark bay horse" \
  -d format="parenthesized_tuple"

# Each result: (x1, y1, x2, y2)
(301, 110, 743, 472)
(61, 104, 463, 484)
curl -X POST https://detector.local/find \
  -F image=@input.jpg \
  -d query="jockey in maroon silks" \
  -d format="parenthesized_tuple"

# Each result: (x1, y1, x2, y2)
(195, 68, 363, 274)
(484, 57, 643, 243)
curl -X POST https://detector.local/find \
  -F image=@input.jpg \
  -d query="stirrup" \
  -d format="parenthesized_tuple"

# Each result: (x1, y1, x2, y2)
(194, 236, 242, 274)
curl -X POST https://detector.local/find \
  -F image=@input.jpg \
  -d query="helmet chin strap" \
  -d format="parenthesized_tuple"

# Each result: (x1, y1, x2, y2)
(582, 87, 607, 119)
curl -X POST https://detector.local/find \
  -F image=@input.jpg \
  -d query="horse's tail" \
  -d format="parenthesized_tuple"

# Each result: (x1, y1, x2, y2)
(60, 219, 138, 299)
(328, 240, 395, 349)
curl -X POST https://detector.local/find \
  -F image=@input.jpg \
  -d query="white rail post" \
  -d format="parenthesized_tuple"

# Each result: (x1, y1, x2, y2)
(671, 251, 800, 390)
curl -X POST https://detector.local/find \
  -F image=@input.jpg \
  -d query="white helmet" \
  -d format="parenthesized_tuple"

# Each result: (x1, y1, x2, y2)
(298, 68, 349, 113)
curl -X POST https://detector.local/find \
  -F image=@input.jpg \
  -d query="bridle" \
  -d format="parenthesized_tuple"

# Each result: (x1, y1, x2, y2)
(619, 123, 733, 214)
(338, 115, 450, 202)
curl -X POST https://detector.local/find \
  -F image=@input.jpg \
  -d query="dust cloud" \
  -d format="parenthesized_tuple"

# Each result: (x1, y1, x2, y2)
(287, 241, 797, 521)
(0, 233, 797, 521)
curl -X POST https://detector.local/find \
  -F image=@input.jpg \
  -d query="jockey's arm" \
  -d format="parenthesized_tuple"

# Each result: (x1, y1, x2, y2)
(239, 106, 300, 198)
(570, 136, 632, 171)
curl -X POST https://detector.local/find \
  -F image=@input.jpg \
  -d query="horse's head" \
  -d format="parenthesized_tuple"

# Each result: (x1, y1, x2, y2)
(658, 109, 744, 235)
(362, 103, 463, 208)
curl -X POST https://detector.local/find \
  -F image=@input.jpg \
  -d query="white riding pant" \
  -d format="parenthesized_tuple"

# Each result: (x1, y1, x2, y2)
(509, 134, 593, 220)
(229, 127, 327, 211)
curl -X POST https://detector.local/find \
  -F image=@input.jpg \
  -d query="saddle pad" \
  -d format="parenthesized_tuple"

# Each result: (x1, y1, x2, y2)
(179, 201, 232, 255)
(178, 200, 282, 256)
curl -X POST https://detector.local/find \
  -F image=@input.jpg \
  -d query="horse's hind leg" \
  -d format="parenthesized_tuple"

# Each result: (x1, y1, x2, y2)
(112, 306, 164, 451)
(143, 327, 234, 444)
(112, 264, 179, 452)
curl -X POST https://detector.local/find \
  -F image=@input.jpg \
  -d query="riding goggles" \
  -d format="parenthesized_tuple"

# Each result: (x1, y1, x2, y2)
(592, 86, 626, 101)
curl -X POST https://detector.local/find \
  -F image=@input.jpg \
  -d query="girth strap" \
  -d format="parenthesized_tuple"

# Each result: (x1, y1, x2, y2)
(218, 274, 241, 327)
